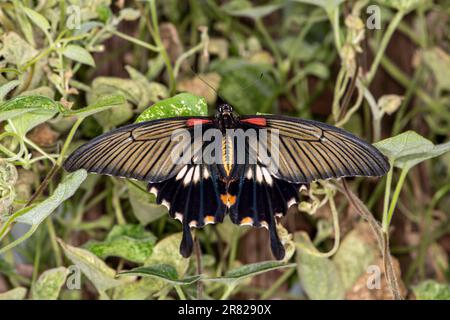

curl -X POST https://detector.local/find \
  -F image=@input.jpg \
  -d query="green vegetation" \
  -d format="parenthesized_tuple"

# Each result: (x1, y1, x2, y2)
(0, 0, 449, 300)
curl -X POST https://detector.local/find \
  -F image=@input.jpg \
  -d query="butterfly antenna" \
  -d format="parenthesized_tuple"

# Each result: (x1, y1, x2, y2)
(189, 67, 227, 104)
(240, 72, 264, 93)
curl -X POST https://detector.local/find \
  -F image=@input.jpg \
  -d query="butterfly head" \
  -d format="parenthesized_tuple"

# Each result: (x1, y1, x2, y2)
(217, 103, 233, 115)
(216, 103, 237, 129)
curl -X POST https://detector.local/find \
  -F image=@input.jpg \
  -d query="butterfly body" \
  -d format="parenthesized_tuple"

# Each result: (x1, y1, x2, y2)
(64, 101, 389, 260)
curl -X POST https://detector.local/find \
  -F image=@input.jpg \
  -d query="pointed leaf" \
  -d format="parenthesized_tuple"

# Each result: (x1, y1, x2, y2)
(23, 7, 50, 33)
(223, 3, 283, 19)
(63, 45, 96, 67)
(136, 93, 208, 123)
(32, 267, 69, 300)
(0, 95, 62, 123)
(374, 131, 450, 170)
(119, 264, 201, 285)
(15, 170, 87, 226)
(204, 261, 295, 284)
(58, 239, 122, 293)
(0, 170, 87, 255)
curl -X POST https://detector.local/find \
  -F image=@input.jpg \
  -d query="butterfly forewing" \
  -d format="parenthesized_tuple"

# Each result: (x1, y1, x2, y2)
(240, 115, 389, 183)
(63, 117, 214, 183)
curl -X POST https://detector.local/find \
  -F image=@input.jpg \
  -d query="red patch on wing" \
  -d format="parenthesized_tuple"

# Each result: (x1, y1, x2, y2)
(241, 118, 267, 126)
(186, 119, 212, 127)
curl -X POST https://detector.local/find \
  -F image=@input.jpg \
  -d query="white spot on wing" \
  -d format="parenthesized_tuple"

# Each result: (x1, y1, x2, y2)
(246, 167, 253, 179)
(189, 220, 197, 227)
(287, 198, 296, 208)
(175, 213, 183, 222)
(256, 165, 263, 183)
(203, 167, 210, 179)
(183, 167, 194, 185)
(149, 187, 158, 196)
(162, 200, 170, 210)
(262, 167, 273, 185)
(193, 166, 200, 183)
(176, 165, 187, 180)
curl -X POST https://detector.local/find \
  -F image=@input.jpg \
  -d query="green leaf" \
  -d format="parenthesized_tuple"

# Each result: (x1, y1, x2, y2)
(15, 170, 87, 226)
(136, 93, 208, 123)
(395, 141, 450, 170)
(119, 8, 141, 21)
(332, 225, 377, 291)
(58, 239, 122, 293)
(422, 48, 450, 92)
(304, 62, 330, 79)
(32, 267, 69, 300)
(0, 95, 62, 123)
(223, 1, 283, 19)
(0, 287, 27, 300)
(145, 233, 190, 278)
(63, 45, 96, 67)
(23, 7, 50, 33)
(0, 170, 87, 255)
(127, 181, 167, 225)
(413, 280, 450, 300)
(0, 95, 62, 136)
(374, 131, 450, 170)
(111, 278, 159, 300)
(62, 95, 126, 118)
(87, 77, 141, 128)
(0, 80, 21, 102)
(0, 32, 38, 66)
(211, 58, 279, 114)
(85, 224, 156, 263)
(292, 0, 345, 15)
(119, 264, 201, 285)
(205, 261, 295, 284)
(295, 232, 345, 300)
(125, 66, 169, 110)
(376, 0, 426, 12)
(96, 5, 112, 23)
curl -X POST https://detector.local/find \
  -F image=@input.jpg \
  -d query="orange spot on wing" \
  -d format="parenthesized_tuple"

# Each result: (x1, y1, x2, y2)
(220, 193, 236, 206)
(204, 216, 215, 224)
(186, 119, 212, 127)
(240, 217, 253, 225)
(241, 118, 267, 126)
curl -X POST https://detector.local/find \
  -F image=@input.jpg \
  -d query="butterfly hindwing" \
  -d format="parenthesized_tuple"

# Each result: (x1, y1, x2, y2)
(227, 161, 302, 260)
(148, 163, 226, 257)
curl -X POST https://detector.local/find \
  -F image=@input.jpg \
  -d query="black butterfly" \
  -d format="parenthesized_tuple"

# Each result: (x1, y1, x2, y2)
(64, 102, 389, 260)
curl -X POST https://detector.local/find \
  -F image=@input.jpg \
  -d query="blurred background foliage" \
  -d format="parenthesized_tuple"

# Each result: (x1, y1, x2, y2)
(0, 0, 449, 300)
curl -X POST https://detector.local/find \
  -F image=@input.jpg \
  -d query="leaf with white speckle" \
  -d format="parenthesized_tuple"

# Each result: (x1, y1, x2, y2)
(136, 93, 208, 122)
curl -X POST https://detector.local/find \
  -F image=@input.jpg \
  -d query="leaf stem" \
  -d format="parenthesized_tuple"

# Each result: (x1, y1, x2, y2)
(107, 28, 160, 52)
(386, 168, 409, 230)
(149, 0, 176, 94)
(174, 285, 187, 300)
(365, 10, 405, 84)
(382, 162, 394, 233)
